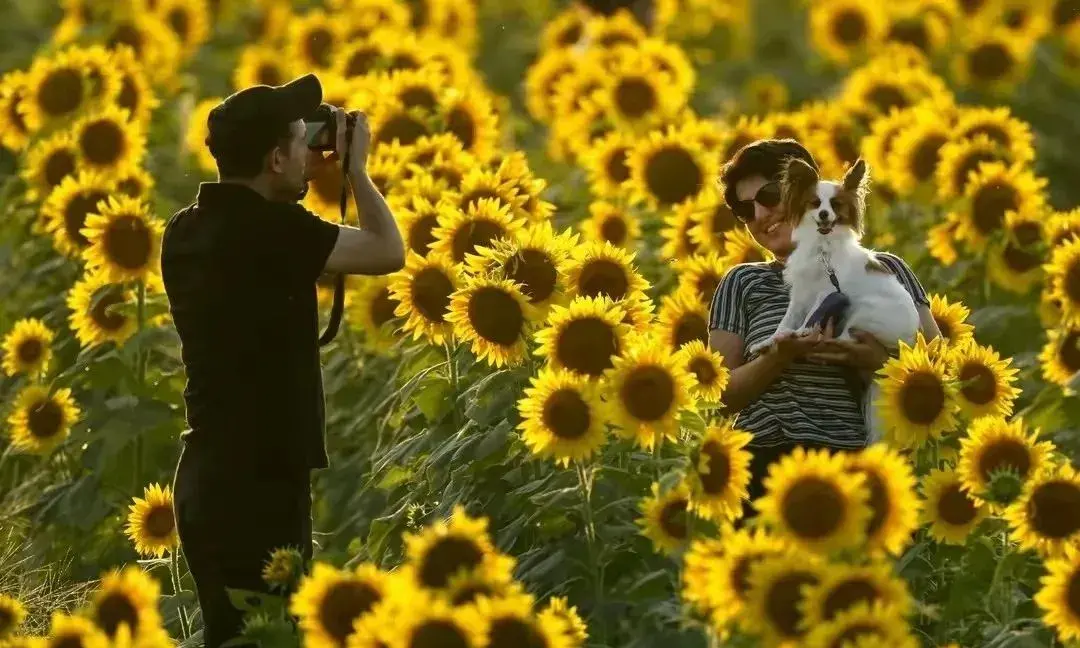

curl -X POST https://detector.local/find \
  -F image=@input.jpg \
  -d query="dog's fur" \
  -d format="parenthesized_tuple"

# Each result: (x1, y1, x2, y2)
(748, 157, 919, 444)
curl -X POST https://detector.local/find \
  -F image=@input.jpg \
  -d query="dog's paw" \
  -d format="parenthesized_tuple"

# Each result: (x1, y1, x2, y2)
(747, 338, 775, 356)
(794, 326, 818, 337)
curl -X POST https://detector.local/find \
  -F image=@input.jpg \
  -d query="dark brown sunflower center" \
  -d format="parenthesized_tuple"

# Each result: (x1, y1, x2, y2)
(1067, 567, 1080, 618)
(605, 147, 631, 184)
(144, 504, 175, 539)
(446, 107, 476, 151)
(697, 440, 731, 494)
(600, 214, 628, 245)
(39, 68, 84, 117)
(451, 220, 504, 263)
(899, 371, 946, 425)
(345, 48, 379, 77)
(659, 498, 690, 540)
(578, 259, 629, 300)
(1062, 331, 1080, 373)
(542, 388, 591, 440)
(674, 313, 708, 350)
(1028, 481, 1080, 539)
(556, 317, 618, 377)
(257, 63, 283, 87)
(621, 365, 676, 421)
(823, 579, 881, 622)
(977, 439, 1031, 482)
(695, 272, 722, 304)
(375, 113, 429, 146)
(468, 286, 523, 347)
(644, 146, 703, 207)
(765, 572, 818, 638)
(935, 316, 953, 341)
(119, 75, 140, 112)
(859, 470, 889, 538)
(969, 43, 1013, 81)
(912, 134, 948, 182)
(833, 9, 868, 44)
(460, 190, 501, 211)
(406, 213, 438, 255)
(866, 85, 908, 115)
(80, 118, 125, 167)
(489, 618, 546, 648)
(830, 623, 882, 648)
(305, 27, 334, 67)
(958, 362, 998, 406)
(16, 337, 43, 365)
(64, 190, 108, 248)
(418, 537, 484, 589)
(401, 87, 438, 111)
(557, 22, 583, 46)
(1054, 0, 1080, 27)
(103, 215, 153, 270)
(318, 581, 381, 643)
(1065, 259, 1080, 306)
(449, 582, 495, 606)
(95, 592, 139, 637)
(44, 149, 77, 190)
(614, 77, 657, 119)
(502, 250, 556, 303)
(411, 267, 453, 324)
(953, 151, 998, 194)
(167, 8, 190, 40)
(782, 477, 845, 540)
(0, 606, 13, 633)
(411, 619, 470, 648)
(688, 356, 718, 386)
(370, 288, 398, 328)
(90, 286, 128, 331)
(27, 398, 63, 439)
(888, 20, 929, 51)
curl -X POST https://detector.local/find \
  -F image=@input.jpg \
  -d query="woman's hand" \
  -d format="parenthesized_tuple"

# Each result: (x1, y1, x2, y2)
(805, 328, 890, 371)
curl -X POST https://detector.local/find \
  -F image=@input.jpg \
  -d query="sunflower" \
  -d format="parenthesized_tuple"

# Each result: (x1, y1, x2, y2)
(534, 296, 630, 379)
(81, 196, 162, 285)
(921, 466, 988, 544)
(741, 73, 789, 114)
(958, 416, 1055, 507)
(580, 201, 639, 250)
(626, 127, 715, 210)
(471, 593, 570, 648)
(1, 318, 55, 378)
(720, 227, 771, 267)
(992, 0, 1052, 41)
(431, 199, 525, 265)
(537, 597, 587, 647)
(948, 340, 1020, 419)
(1041, 289, 1066, 329)
(798, 562, 912, 633)
(291, 562, 388, 648)
(861, 107, 920, 192)
(45, 613, 109, 648)
(839, 61, 950, 124)
(86, 567, 162, 642)
(675, 340, 730, 403)
(541, 6, 586, 50)
(263, 548, 305, 591)
(451, 165, 524, 217)
(934, 135, 1009, 204)
(564, 241, 650, 307)
(741, 552, 824, 645)
(674, 252, 732, 306)
(72, 105, 145, 175)
(347, 277, 401, 351)
(801, 600, 918, 648)
(887, 113, 953, 198)
(437, 87, 500, 163)
(18, 49, 93, 132)
(389, 252, 461, 346)
(402, 506, 515, 591)
(1037, 547, 1080, 643)
(517, 367, 608, 467)
(885, 1, 952, 56)
(683, 189, 741, 255)
(121, 482, 178, 559)
(1041, 325, 1080, 388)
(232, 45, 290, 89)
(875, 333, 960, 449)
(183, 97, 220, 174)
(465, 222, 574, 311)
(681, 535, 730, 622)
(952, 25, 1035, 93)
(682, 422, 752, 522)
(0, 71, 30, 152)
(67, 272, 138, 349)
(658, 206, 700, 261)
(580, 131, 634, 199)
(383, 589, 485, 648)
(1048, 237, 1080, 326)
(843, 445, 921, 555)
(809, 0, 888, 65)
(115, 166, 154, 200)
(928, 293, 975, 347)
(380, 66, 448, 115)
(103, 13, 183, 86)
(953, 105, 1036, 164)
(604, 336, 693, 449)
(446, 276, 537, 367)
(1048, 208, 1080, 248)
(5, 385, 80, 455)
(286, 9, 343, 71)
(654, 288, 709, 353)
(525, 49, 580, 124)
(926, 219, 960, 266)
(109, 46, 159, 126)
(0, 594, 26, 639)
(598, 53, 688, 129)
(492, 152, 556, 223)
(719, 114, 776, 167)
(638, 482, 695, 554)
(21, 131, 80, 202)
(1005, 463, 1080, 559)
(154, 0, 211, 57)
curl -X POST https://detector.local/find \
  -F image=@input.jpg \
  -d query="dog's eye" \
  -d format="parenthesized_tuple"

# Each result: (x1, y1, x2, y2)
(829, 197, 842, 211)
(810, 198, 821, 209)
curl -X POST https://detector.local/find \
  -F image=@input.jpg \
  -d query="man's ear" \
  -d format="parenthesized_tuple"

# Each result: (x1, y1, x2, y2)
(267, 145, 286, 174)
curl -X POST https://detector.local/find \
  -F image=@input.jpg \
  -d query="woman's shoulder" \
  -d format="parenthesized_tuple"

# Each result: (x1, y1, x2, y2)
(724, 260, 779, 280)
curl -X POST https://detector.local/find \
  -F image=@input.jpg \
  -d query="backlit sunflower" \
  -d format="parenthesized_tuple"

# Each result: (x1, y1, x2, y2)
(933, 136, 1008, 204)
(564, 241, 650, 305)
(742, 74, 789, 114)
(718, 114, 776, 167)
(843, 445, 921, 555)
(581, 201, 640, 250)
(442, 571, 523, 608)
(958, 416, 1055, 507)
(681, 536, 729, 622)
(183, 97, 220, 175)
(263, 548, 304, 591)
(888, 113, 953, 198)
(1049, 208, 1080, 248)
(948, 340, 1020, 419)
(885, 1, 952, 56)
(581, 131, 635, 199)
(438, 87, 500, 163)
(380, 66, 447, 116)
(685, 422, 752, 522)
(1005, 463, 1080, 559)
(81, 196, 162, 285)
(154, 0, 211, 57)
(291, 562, 388, 648)
(801, 600, 918, 648)
(1047, 237, 1080, 326)
(369, 101, 435, 150)
(719, 228, 770, 267)
(684, 189, 741, 254)
(928, 293, 976, 347)
(534, 296, 631, 379)
(0, 71, 30, 152)
(517, 368, 608, 467)
(626, 127, 715, 210)
(115, 166, 154, 200)
(993, 0, 1052, 40)
(809, 0, 888, 65)
(72, 105, 145, 175)
(86, 567, 162, 642)
(67, 272, 137, 349)
(675, 340, 730, 403)
(742, 552, 824, 645)
(232, 44, 289, 89)
(18, 49, 93, 132)
(675, 252, 732, 306)
(45, 613, 109, 648)
(451, 164, 525, 217)
(109, 46, 159, 127)
(1036, 548, 1080, 643)
(525, 49, 579, 124)
(104, 13, 183, 86)
(638, 482, 695, 554)
(537, 597, 588, 647)
(952, 25, 1035, 94)
(655, 288, 709, 353)
(22, 131, 80, 202)
(1041, 289, 1065, 329)
(389, 252, 461, 346)
(954, 105, 1036, 163)
(598, 53, 688, 129)
(540, 6, 586, 50)
(0, 593, 26, 638)
(604, 335, 693, 449)
(384, 590, 485, 648)
(472, 593, 570, 648)
(464, 222, 574, 312)
(348, 277, 401, 352)
(755, 446, 871, 554)
(1, 318, 54, 378)
(287, 9, 343, 71)
(926, 219, 960, 266)
(861, 107, 920, 193)
(124, 483, 178, 558)
(402, 505, 515, 591)
(431, 198, 525, 265)
(5, 385, 80, 455)
(659, 206, 700, 260)
(447, 276, 537, 367)
(1041, 325, 1080, 389)
(492, 152, 556, 223)
(839, 61, 951, 124)
(875, 333, 960, 449)
(703, 529, 793, 632)
(799, 562, 911, 631)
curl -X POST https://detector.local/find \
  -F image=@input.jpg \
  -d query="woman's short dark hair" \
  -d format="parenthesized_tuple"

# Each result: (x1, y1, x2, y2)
(720, 139, 819, 208)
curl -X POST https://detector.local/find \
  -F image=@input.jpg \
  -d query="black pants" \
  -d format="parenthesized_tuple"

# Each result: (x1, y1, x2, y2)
(739, 441, 832, 525)
(173, 447, 313, 648)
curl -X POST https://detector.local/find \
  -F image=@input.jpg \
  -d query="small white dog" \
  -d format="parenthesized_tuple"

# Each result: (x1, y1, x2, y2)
(748, 157, 919, 444)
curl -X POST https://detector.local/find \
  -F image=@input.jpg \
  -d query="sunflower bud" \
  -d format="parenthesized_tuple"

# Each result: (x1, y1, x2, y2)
(262, 548, 304, 591)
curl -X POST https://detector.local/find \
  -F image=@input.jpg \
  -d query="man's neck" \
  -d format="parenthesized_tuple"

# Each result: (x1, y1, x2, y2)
(218, 176, 276, 201)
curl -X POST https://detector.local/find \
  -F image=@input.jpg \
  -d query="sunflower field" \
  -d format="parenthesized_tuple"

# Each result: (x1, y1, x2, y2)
(2, 0, 1080, 646)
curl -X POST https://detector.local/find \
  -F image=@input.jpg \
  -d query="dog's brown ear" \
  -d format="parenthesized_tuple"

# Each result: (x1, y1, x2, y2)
(780, 157, 818, 223)
(842, 158, 870, 195)
(783, 156, 819, 191)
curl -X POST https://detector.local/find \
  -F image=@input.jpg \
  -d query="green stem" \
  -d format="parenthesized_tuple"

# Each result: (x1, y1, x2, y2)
(170, 550, 191, 639)
(445, 341, 461, 430)
(652, 438, 662, 482)
(574, 460, 605, 638)
(133, 281, 147, 491)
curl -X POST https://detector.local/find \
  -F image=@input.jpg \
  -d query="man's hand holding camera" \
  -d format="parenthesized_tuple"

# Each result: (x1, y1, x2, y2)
(329, 107, 370, 179)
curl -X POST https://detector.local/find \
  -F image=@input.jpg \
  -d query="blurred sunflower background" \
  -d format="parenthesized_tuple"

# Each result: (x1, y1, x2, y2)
(2, 0, 1080, 646)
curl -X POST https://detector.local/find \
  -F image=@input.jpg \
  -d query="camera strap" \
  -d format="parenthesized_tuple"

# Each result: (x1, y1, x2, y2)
(317, 148, 350, 347)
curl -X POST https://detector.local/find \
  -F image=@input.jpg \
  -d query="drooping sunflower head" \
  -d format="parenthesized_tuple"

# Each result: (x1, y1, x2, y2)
(741, 551, 824, 645)
(86, 567, 162, 641)
(581, 200, 640, 250)
(473, 592, 569, 648)
(1, 318, 55, 378)
(534, 295, 631, 379)
(799, 560, 912, 632)
(875, 333, 960, 449)
(564, 240, 650, 305)
(517, 367, 608, 468)
(684, 187, 741, 255)
(947, 340, 1020, 420)
(21, 130, 80, 202)
(655, 287, 709, 353)
(389, 251, 462, 346)
(674, 251, 733, 307)
(958, 416, 1056, 507)
(604, 335, 694, 450)
(0, 70, 30, 152)
(446, 276, 538, 368)
(1041, 324, 1080, 389)
(81, 195, 162, 285)
(290, 562, 388, 648)
(719, 227, 771, 267)
(952, 25, 1035, 93)
(262, 547, 305, 591)
(1047, 237, 1080, 327)
(626, 126, 715, 210)
(537, 596, 588, 647)
(843, 445, 921, 555)
(1048, 208, 1080, 249)
(73, 105, 146, 174)
(801, 600, 919, 648)
(675, 340, 730, 404)
(347, 276, 402, 352)
(809, 0, 888, 65)
(0, 594, 27, 639)
(659, 204, 700, 260)
(67, 271, 138, 349)
(1004, 463, 1080, 559)
(465, 222, 575, 311)
(921, 467, 988, 544)
(928, 293, 975, 347)
(934, 134, 1010, 204)
(638, 481, 695, 554)
(886, 109, 953, 197)
(107, 45, 159, 127)
(685, 421, 752, 522)
(403, 506, 515, 591)
(5, 385, 80, 455)
(124, 483, 178, 558)
(431, 198, 526, 265)
(1035, 548, 1080, 644)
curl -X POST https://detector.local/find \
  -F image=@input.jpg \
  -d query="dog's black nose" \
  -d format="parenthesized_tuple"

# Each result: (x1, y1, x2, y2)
(817, 209, 829, 221)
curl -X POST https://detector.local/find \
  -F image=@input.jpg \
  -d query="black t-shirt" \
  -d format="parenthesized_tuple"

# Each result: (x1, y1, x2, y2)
(161, 183, 340, 476)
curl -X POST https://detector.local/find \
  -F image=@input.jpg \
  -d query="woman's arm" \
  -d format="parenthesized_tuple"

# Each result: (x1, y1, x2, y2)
(711, 329, 827, 412)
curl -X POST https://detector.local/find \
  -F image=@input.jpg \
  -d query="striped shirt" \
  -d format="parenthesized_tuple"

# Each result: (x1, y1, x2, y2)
(708, 253, 930, 449)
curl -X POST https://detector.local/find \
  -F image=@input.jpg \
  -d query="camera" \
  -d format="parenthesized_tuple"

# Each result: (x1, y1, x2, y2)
(304, 103, 355, 152)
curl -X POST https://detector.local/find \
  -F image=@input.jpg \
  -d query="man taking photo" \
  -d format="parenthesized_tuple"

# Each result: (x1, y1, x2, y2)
(160, 73, 405, 647)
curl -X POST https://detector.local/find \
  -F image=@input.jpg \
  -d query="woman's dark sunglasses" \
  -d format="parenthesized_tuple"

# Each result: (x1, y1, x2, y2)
(731, 181, 781, 223)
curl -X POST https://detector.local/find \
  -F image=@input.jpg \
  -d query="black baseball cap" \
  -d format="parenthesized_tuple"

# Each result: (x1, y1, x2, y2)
(205, 74, 323, 165)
